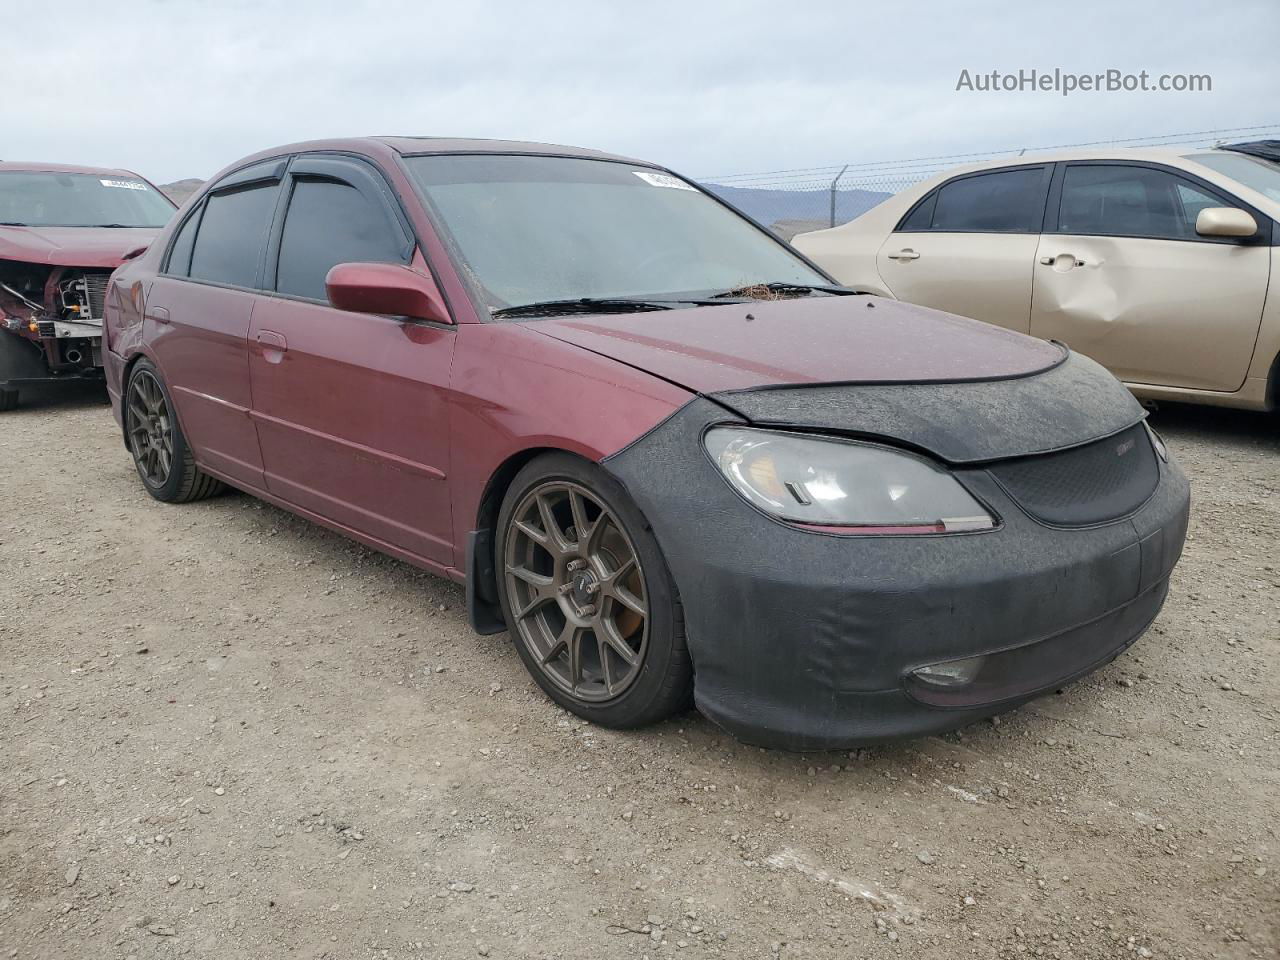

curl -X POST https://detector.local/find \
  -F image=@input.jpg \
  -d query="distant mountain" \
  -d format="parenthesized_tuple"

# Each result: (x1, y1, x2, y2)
(158, 178, 204, 205)
(701, 183, 892, 239)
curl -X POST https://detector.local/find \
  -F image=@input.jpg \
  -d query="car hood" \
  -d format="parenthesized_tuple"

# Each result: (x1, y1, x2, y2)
(527, 295, 1065, 394)
(0, 225, 161, 268)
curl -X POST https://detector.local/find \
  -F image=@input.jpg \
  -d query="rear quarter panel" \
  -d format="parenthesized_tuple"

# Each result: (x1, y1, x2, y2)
(792, 179, 936, 296)
(448, 322, 693, 566)
(102, 253, 156, 426)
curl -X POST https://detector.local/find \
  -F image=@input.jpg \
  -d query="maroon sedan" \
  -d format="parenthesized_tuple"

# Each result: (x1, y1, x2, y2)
(103, 138, 1189, 749)
(0, 162, 175, 410)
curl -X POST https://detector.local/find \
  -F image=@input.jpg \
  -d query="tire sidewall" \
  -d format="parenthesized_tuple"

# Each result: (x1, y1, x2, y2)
(125, 359, 192, 502)
(495, 452, 687, 728)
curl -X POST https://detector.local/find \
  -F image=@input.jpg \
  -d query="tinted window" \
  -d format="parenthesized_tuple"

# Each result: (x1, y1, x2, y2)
(931, 169, 1045, 233)
(275, 178, 406, 301)
(1176, 182, 1222, 227)
(188, 183, 279, 288)
(898, 192, 936, 231)
(1057, 165, 1221, 240)
(165, 208, 201, 276)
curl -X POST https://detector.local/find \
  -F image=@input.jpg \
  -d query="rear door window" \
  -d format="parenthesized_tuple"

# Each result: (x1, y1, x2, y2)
(164, 208, 202, 277)
(897, 192, 936, 231)
(275, 178, 408, 301)
(188, 182, 280, 288)
(929, 168, 1048, 233)
(1056, 164, 1224, 241)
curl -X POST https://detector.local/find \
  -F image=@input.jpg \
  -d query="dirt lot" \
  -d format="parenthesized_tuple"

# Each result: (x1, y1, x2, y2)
(1, 384, 1276, 960)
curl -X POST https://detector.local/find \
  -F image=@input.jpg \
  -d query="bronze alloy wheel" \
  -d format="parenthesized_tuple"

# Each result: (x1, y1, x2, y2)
(503, 480, 649, 703)
(126, 369, 174, 487)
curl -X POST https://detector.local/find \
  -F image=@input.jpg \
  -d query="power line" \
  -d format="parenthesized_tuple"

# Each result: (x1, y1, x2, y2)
(700, 123, 1280, 184)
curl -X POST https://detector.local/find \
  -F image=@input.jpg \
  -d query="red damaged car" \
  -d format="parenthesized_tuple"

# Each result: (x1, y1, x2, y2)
(0, 162, 175, 410)
(103, 138, 1190, 750)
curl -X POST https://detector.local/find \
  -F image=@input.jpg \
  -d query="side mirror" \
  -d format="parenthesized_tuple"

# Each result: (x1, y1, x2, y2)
(1195, 207, 1257, 239)
(325, 262, 451, 324)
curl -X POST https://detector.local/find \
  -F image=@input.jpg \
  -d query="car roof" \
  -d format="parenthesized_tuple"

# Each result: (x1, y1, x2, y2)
(931, 145, 1242, 178)
(225, 136, 651, 170)
(0, 160, 147, 177)
(375, 136, 645, 164)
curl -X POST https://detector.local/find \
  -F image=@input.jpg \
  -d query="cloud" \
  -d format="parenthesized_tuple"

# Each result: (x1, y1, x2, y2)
(3, 0, 1276, 183)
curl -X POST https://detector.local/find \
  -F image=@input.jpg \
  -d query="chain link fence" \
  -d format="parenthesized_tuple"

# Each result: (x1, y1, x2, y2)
(698, 124, 1280, 241)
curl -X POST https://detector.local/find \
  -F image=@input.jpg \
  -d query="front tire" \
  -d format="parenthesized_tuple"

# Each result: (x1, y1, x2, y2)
(495, 452, 693, 729)
(125, 359, 223, 503)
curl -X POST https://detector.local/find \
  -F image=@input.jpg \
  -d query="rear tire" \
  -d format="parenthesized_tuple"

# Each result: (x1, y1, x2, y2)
(125, 359, 224, 503)
(495, 452, 693, 729)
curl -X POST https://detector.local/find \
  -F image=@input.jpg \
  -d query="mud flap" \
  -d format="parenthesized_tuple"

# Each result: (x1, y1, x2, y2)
(466, 529, 507, 635)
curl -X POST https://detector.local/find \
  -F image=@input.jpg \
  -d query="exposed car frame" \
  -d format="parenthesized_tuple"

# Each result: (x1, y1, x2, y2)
(0, 162, 174, 410)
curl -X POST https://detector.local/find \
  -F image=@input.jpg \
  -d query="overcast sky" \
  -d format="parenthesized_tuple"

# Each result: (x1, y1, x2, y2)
(6, 0, 1278, 185)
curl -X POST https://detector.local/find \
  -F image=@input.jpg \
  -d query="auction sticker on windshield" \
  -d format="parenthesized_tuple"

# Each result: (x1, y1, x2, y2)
(99, 179, 149, 190)
(633, 171, 698, 191)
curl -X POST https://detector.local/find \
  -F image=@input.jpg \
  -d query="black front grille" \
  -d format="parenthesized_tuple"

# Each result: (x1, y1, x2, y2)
(83, 272, 111, 322)
(988, 422, 1158, 526)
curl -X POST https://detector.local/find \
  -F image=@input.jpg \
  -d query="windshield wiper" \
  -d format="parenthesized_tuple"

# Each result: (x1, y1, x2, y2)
(710, 281, 859, 299)
(0, 221, 29, 227)
(491, 297, 677, 319)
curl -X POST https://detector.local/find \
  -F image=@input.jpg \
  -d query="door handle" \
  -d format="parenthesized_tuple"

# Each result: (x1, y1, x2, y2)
(144, 306, 170, 324)
(887, 249, 921, 261)
(256, 330, 288, 364)
(1040, 255, 1086, 267)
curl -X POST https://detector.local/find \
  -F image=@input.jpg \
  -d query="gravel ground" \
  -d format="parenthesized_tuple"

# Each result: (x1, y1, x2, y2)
(1, 383, 1276, 960)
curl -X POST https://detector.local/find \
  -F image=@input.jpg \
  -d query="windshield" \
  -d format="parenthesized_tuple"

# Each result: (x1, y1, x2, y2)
(0, 171, 176, 228)
(1187, 152, 1280, 203)
(404, 154, 828, 311)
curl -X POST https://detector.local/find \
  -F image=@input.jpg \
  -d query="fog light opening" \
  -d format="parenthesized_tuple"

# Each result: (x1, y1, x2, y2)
(911, 655, 988, 689)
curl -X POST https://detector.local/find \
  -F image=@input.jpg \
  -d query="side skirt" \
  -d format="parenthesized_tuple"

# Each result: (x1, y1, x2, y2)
(196, 462, 468, 589)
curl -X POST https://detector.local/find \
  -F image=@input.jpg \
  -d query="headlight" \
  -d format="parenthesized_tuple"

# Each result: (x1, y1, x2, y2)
(703, 427, 994, 533)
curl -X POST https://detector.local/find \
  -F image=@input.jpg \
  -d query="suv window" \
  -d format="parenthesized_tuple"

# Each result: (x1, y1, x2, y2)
(188, 183, 279, 287)
(928, 168, 1046, 233)
(1057, 165, 1221, 241)
(275, 178, 407, 301)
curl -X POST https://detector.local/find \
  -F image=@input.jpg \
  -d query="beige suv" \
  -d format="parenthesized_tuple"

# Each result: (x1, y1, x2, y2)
(794, 144, 1280, 411)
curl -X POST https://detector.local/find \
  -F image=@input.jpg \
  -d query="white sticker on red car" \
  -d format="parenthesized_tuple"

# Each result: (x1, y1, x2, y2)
(99, 179, 149, 191)
(632, 171, 697, 191)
